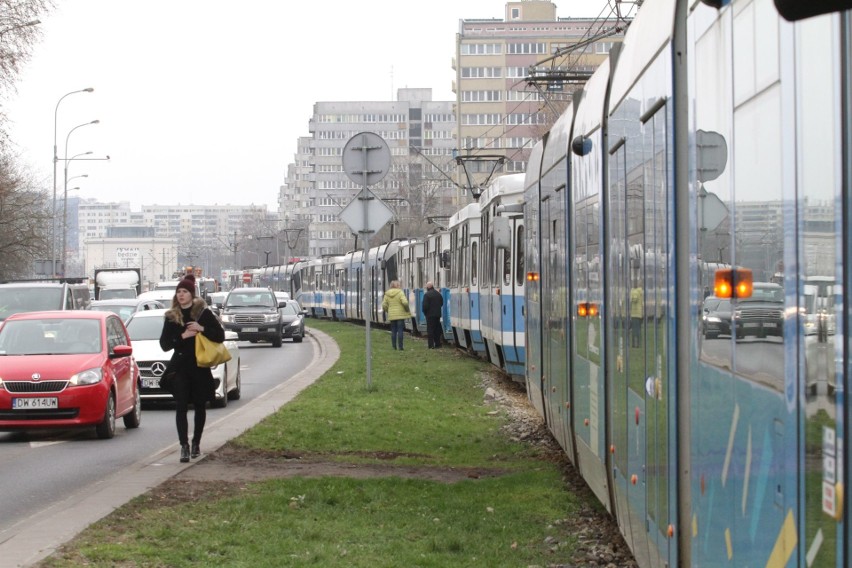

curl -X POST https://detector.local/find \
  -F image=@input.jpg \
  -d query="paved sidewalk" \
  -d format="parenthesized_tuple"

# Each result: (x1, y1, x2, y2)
(0, 329, 339, 568)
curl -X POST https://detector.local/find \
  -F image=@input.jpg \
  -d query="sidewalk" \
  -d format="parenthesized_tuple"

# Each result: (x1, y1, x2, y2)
(0, 330, 339, 568)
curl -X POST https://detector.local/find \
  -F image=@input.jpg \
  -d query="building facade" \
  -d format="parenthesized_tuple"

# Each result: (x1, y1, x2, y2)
(74, 201, 272, 284)
(454, 0, 623, 187)
(288, 88, 457, 257)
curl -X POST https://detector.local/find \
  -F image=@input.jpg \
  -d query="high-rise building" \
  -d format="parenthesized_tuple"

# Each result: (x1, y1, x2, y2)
(454, 0, 623, 187)
(294, 88, 456, 257)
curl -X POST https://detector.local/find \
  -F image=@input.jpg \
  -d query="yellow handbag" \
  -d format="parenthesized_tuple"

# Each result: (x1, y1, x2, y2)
(195, 332, 232, 368)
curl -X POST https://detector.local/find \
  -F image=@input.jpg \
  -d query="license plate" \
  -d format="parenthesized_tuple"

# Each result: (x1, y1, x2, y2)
(142, 378, 160, 389)
(13, 397, 58, 409)
(763, 323, 777, 328)
(243, 327, 258, 332)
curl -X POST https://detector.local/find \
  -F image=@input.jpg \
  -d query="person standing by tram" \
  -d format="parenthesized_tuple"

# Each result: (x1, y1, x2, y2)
(422, 281, 443, 349)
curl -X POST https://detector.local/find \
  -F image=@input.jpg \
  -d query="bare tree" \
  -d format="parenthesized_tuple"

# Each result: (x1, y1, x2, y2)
(372, 151, 457, 243)
(0, 1, 53, 278)
(0, 0, 51, 139)
(0, 154, 50, 279)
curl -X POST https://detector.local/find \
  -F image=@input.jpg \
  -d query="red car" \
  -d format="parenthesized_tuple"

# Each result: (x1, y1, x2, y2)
(0, 310, 141, 439)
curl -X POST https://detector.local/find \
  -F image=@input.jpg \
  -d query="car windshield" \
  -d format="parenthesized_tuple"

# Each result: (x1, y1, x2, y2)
(100, 289, 137, 300)
(740, 286, 783, 303)
(126, 316, 165, 341)
(0, 287, 64, 321)
(0, 318, 101, 355)
(280, 303, 300, 315)
(91, 304, 136, 321)
(226, 293, 274, 307)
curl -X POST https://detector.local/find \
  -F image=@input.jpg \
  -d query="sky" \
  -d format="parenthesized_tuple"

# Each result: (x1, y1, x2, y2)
(5, 0, 617, 210)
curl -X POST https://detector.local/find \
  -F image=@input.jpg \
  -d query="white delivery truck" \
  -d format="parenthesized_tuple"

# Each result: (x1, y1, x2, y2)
(93, 268, 142, 300)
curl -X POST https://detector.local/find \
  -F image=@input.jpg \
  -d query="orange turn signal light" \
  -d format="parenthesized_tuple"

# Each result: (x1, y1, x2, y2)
(526, 272, 539, 282)
(714, 268, 753, 298)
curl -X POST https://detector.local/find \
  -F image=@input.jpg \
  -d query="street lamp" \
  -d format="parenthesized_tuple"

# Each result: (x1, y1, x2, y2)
(62, 122, 108, 277)
(52, 88, 94, 276)
(62, 121, 99, 275)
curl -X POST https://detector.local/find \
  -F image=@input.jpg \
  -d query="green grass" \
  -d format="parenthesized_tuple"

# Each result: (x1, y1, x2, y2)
(38, 319, 590, 567)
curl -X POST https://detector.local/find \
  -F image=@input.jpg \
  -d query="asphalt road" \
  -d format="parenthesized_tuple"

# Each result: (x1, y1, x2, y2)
(0, 330, 338, 568)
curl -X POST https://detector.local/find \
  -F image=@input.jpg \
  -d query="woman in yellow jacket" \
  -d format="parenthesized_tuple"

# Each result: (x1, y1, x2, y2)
(382, 280, 410, 350)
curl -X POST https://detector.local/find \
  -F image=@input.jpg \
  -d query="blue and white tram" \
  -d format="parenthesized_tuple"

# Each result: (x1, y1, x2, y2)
(447, 202, 483, 354)
(293, 258, 321, 316)
(478, 173, 526, 378)
(522, 0, 852, 566)
(423, 230, 453, 342)
(316, 255, 346, 320)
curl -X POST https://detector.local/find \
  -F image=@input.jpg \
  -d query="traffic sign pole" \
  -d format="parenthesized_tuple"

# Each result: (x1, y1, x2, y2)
(340, 133, 393, 390)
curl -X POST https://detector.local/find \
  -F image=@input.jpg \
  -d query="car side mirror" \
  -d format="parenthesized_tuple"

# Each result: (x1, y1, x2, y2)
(111, 344, 133, 358)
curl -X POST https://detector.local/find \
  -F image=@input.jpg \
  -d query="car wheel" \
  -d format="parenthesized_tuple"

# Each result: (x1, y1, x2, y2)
(213, 373, 228, 408)
(228, 361, 242, 400)
(123, 387, 142, 429)
(272, 334, 282, 348)
(96, 392, 117, 439)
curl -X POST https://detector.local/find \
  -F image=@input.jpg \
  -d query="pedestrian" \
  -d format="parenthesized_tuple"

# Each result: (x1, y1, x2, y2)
(629, 281, 644, 348)
(159, 274, 226, 463)
(382, 279, 410, 350)
(422, 281, 444, 349)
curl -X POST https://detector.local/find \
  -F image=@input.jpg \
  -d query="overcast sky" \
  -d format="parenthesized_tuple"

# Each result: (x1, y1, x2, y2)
(5, 0, 619, 210)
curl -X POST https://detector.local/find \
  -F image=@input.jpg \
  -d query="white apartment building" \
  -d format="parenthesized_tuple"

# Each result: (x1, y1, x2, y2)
(286, 88, 456, 256)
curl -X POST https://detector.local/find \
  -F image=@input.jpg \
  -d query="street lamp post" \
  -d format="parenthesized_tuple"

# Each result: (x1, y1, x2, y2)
(52, 88, 94, 276)
(61, 120, 103, 276)
(62, 172, 88, 274)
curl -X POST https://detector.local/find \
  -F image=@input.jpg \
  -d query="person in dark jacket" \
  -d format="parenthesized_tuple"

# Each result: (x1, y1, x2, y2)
(159, 274, 225, 463)
(422, 281, 444, 349)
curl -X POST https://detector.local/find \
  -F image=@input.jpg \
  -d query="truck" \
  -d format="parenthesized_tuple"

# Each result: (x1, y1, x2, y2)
(93, 268, 142, 300)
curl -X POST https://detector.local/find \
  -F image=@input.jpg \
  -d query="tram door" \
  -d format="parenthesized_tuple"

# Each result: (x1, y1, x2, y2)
(541, 188, 569, 451)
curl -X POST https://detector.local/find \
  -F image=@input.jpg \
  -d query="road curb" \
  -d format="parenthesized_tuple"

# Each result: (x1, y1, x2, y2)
(0, 328, 339, 568)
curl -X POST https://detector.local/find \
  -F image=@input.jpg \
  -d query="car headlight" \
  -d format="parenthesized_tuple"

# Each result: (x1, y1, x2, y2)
(220, 314, 233, 323)
(264, 313, 279, 323)
(288, 320, 301, 328)
(69, 367, 103, 385)
(705, 316, 721, 323)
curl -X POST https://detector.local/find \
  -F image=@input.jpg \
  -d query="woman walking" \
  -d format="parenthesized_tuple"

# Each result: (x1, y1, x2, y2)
(382, 279, 410, 350)
(159, 274, 225, 462)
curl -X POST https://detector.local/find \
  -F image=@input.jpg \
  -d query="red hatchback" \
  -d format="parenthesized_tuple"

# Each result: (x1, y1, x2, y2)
(0, 310, 142, 439)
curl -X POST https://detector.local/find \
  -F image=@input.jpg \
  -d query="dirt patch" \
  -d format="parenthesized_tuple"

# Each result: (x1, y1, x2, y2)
(177, 444, 510, 484)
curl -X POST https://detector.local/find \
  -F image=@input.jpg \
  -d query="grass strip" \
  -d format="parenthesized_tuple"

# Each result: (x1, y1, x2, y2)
(39, 320, 587, 567)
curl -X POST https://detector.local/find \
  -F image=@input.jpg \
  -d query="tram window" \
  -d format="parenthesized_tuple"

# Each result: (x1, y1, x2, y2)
(471, 241, 478, 286)
(516, 225, 525, 286)
(503, 246, 511, 286)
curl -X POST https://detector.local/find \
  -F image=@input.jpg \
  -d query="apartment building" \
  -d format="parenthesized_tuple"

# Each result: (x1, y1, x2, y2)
(293, 88, 457, 257)
(454, 0, 623, 186)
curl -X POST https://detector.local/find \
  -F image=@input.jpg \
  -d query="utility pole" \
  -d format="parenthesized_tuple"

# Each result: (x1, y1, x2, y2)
(232, 231, 238, 268)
